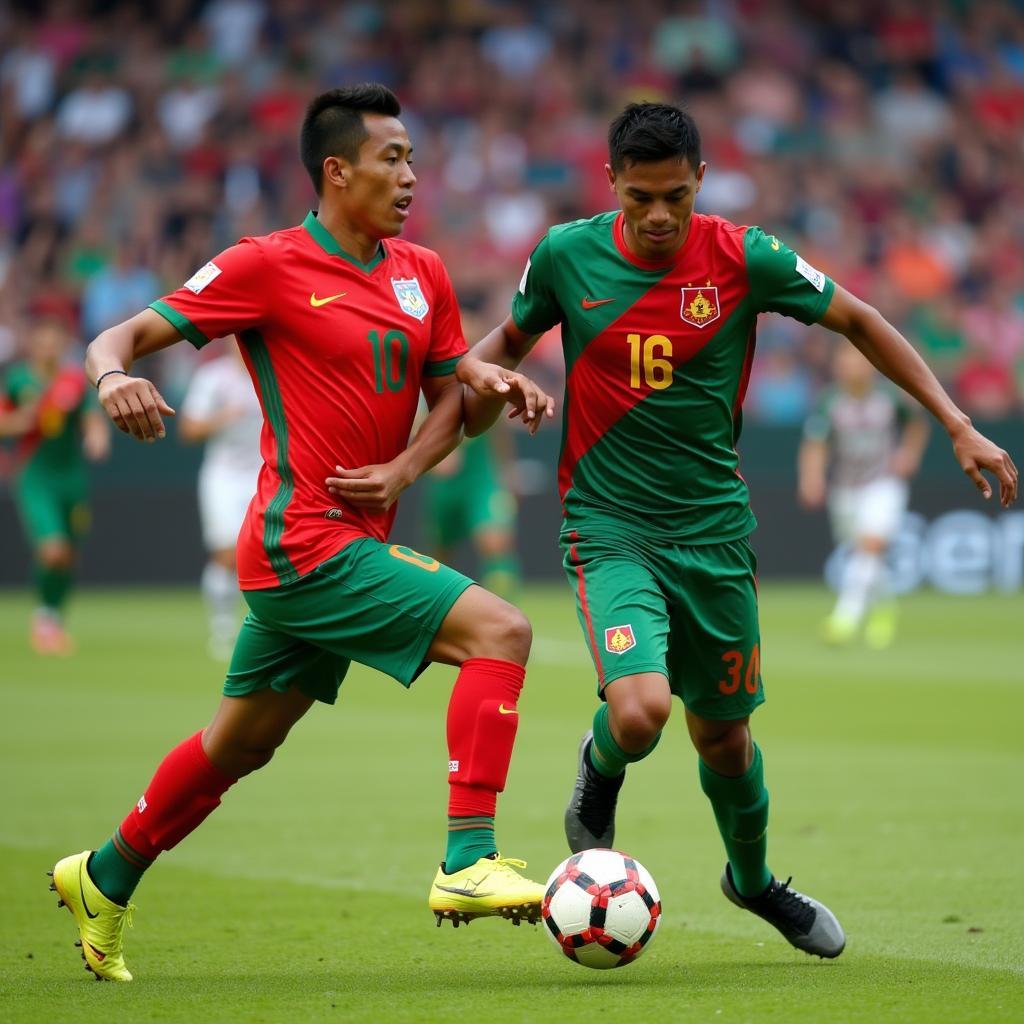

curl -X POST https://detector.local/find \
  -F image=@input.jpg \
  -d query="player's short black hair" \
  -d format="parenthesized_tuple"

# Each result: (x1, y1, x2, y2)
(300, 83, 402, 194)
(608, 102, 701, 172)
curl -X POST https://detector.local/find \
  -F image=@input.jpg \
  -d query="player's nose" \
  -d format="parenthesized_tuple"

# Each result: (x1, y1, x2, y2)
(648, 202, 671, 225)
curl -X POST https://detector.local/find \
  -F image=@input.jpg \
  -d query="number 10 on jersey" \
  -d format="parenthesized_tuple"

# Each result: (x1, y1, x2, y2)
(367, 329, 408, 393)
(627, 333, 673, 390)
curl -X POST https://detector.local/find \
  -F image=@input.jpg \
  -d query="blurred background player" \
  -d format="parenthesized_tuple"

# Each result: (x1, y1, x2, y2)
(0, 316, 109, 653)
(799, 344, 929, 648)
(419, 307, 521, 598)
(423, 435, 520, 599)
(178, 339, 262, 659)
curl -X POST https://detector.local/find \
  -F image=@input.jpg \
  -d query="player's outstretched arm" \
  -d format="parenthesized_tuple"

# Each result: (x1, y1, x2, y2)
(458, 316, 555, 437)
(85, 309, 181, 443)
(819, 286, 1018, 507)
(326, 374, 465, 513)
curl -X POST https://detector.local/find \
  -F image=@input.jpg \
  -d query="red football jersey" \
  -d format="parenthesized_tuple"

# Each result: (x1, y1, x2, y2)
(151, 212, 467, 589)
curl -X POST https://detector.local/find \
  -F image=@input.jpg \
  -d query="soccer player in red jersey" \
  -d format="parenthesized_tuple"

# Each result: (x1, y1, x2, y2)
(49, 84, 555, 982)
(458, 102, 1018, 959)
(0, 316, 110, 654)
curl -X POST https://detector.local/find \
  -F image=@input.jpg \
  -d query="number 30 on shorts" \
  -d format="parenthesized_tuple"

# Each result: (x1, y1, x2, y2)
(718, 644, 761, 695)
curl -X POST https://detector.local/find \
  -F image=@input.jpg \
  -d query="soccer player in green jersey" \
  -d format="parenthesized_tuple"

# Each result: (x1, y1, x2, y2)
(0, 316, 109, 654)
(48, 84, 555, 982)
(423, 433, 520, 599)
(458, 102, 1018, 959)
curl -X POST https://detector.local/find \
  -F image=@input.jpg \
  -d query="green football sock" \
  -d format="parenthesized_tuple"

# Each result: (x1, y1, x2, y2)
(588, 702, 661, 778)
(445, 816, 496, 873)
(36, 563, 72, 613)
(699, 742, 772, 899)
(88, 829, 153, 905)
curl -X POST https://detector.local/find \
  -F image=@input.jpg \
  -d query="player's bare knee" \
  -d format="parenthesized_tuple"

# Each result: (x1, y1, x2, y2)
(470, 598, 531, 664)
(38, 543, 72, 569)
(694, 722, 751, 775)
(235, 745, 277, 776)
(859, 535, 886, 555)
(613, 699, 668, 752)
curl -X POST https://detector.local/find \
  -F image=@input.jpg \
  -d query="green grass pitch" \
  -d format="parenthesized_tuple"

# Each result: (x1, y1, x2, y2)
(1, 584, 1021, 1023)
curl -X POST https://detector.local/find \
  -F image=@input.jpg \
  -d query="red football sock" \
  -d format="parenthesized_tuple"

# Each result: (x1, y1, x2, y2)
(118, 731, 237, 860)
(446, 658, 525, 818)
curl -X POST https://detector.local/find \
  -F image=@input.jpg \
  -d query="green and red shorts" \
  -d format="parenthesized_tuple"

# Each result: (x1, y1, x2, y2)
(561, 525, 763, 721)
(226, 537, 474, 704)
(13, 466, 90, 547)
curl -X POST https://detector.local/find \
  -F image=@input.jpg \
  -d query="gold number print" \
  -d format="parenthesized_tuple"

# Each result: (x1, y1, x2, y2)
(626, 333, 673, 390)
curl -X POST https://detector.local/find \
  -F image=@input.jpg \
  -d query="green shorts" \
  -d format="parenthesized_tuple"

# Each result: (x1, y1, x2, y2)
(562, 528, 763, 721)
(226, 538, 475, 704)
(13, 470, 89, 547)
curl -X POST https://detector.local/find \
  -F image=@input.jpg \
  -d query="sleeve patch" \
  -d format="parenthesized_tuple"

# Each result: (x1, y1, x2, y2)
(518, 257, 531, 296)
(184, 261, 223, 295)
(795, 255, 825, 293)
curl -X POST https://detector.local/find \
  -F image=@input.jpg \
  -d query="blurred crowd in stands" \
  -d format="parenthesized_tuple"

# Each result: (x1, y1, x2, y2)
(2, 0, 1024, 420)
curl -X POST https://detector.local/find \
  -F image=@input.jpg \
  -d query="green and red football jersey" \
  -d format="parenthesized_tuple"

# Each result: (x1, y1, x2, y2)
(2, 362, 92, 477)
(151, 211, 467, 589)
(512, 211, 835, 542)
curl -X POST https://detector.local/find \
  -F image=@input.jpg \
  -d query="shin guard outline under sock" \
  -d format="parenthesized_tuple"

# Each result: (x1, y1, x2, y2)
(445, 658, 524, 866)
(699, 742, 771, 899)
(90, 731, 237, 903)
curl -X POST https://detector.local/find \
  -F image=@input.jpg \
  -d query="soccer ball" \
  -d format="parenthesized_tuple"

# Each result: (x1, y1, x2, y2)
(541, 849, 661, 969)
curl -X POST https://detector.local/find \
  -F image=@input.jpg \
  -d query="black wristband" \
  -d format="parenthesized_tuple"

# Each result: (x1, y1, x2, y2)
(95, 369, 128, 389)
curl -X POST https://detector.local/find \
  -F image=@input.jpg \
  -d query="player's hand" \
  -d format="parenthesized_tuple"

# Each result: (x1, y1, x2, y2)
(798, 474, 826, 510)
(326, 462, 412, 512)
(98, 374, 175, 442)
(951, 423, 1018, 507)
(458, 357, 555, 435)
(888, 447, 919, 479)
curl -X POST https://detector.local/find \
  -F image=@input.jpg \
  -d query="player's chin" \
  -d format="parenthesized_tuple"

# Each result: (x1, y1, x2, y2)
(380, 206, 412, 236)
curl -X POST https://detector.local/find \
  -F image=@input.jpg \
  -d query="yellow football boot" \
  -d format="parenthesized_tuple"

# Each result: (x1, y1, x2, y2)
(429, 855, 544, 928)
(49, 851, 135, 981)
(822, 612, 858, 646)
(865, 603, 898, 650)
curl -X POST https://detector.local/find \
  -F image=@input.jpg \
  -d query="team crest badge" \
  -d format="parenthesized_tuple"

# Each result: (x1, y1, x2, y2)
(680, 285, 720, 328)
(604, 624, 636, 655)
(391, 277, 429, 321)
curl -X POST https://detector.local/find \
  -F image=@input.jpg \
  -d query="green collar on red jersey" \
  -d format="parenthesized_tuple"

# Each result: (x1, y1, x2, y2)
(302, 210, 386, 272)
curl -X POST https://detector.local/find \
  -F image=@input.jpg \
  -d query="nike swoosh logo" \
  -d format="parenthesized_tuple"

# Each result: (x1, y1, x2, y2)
(434, 884, 496, 898)
(498, 704, 517, 715)
(581, 296, 615, 310)
(87, 942, 107, 961)
(310, 291, 346, 307)
(79, 862, 99, 919)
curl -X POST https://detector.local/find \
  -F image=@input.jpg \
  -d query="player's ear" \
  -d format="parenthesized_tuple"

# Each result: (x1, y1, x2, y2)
(323, 156, 348, 190)
(695, 160, 707, 192)
(604, 163, 616, 191)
